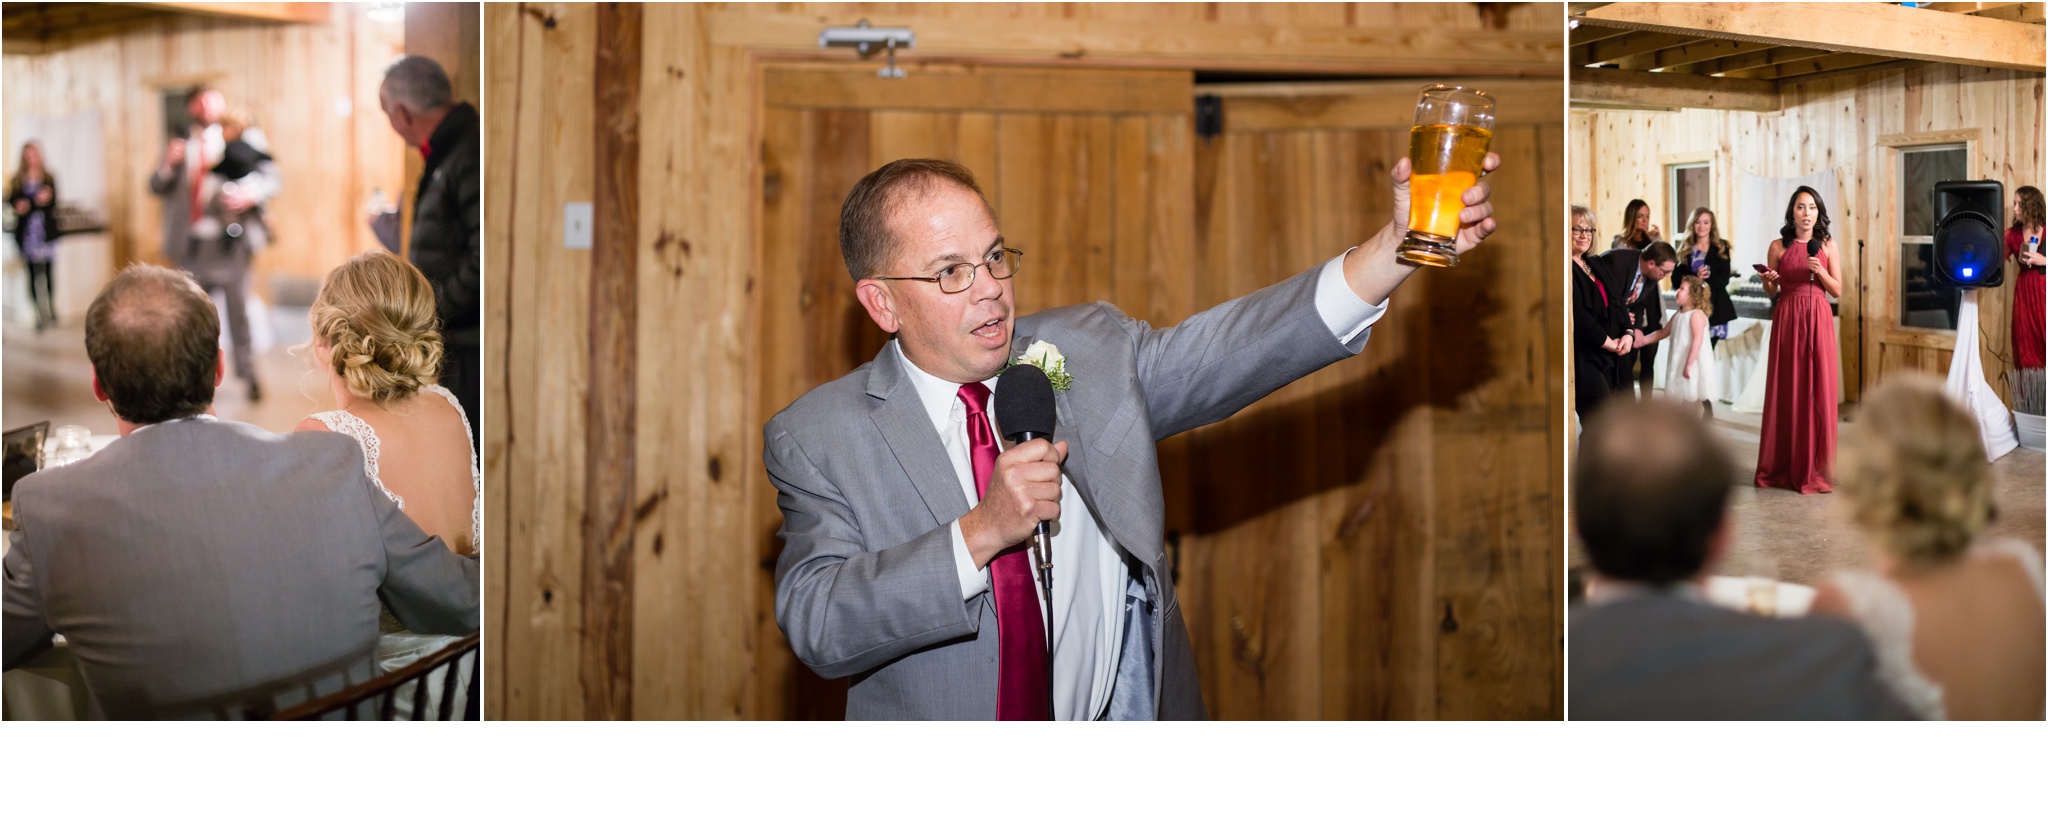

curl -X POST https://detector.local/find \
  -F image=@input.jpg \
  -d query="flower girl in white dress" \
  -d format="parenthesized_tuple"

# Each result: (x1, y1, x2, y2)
(1654, 275, 1720, 416)
(294, 252, 480, 718)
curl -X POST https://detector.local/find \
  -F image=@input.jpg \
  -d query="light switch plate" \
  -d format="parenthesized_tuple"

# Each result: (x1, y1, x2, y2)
(564, 202, 593, 249)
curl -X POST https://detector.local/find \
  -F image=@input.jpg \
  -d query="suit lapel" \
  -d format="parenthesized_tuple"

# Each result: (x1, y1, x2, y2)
(867, 341, 972, 526)
(1012, 325, 1161, 569)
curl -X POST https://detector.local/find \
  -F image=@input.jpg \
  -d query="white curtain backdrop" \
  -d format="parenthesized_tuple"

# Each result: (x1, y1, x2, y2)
(1735, 169, 1841, 273)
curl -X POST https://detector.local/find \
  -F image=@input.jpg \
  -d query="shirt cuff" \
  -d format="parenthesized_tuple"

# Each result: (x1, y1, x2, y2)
(949, 520, 991, 601)
(1315, 248, 1389, 346)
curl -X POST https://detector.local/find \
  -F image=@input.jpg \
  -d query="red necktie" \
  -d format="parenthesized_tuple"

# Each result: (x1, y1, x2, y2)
(957, 383, 1050, 721)
(188, 130, 205, 228)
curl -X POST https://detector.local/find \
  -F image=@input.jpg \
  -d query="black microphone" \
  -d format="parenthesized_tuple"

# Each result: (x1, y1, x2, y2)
(994, 363, 1059, 552)
(1807, 237, 1822, 258)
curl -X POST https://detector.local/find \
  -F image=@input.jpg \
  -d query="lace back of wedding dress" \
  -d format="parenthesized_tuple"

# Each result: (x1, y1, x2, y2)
(423, 384, 483, 554)
(309, 409, 403, 510)
(1830, 570, 1946, 720)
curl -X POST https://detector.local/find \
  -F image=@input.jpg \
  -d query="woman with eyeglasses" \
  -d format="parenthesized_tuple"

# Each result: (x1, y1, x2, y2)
(1572, 205, 1630, 422)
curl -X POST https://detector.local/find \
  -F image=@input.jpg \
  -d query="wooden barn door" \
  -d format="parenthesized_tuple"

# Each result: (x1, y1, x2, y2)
(1182, 79, 1563, 719)
(750, 62, 1198, 719)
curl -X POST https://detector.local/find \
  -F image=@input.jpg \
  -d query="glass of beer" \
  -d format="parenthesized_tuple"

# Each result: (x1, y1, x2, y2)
(1397, 85, 1495, 268)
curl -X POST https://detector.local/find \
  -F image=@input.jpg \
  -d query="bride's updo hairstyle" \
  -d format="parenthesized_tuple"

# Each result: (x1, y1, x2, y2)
(1839, 375, 1993, 566)
(309, 251, 443, 403)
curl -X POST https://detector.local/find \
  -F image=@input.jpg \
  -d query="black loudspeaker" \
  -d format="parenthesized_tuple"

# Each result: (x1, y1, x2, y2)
(1932, 180, 2004, 289)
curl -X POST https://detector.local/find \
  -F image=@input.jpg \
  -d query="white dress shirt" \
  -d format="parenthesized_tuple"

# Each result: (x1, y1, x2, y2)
(899, 249, 1386, 719)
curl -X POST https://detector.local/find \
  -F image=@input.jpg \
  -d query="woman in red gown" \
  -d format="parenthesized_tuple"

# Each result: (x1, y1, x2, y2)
(1756, 187, 1842, 493)
(2006, 185, 2044, 370)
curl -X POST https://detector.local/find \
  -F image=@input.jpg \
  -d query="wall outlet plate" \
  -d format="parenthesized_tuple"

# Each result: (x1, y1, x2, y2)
(564, 202, 593, 249)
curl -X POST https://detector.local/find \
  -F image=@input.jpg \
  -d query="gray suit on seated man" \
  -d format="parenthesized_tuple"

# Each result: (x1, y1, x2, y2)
(1569, 400, 1911, 720)
(2, 265, 479, 719)
(767, 155, 1500, 719)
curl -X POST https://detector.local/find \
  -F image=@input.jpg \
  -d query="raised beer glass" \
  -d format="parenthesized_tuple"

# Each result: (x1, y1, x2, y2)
(1397, 84, 1495, 268)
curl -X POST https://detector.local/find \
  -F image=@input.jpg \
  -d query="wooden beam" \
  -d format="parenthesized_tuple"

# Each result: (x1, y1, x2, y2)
(1611, 37, 1773, 72)
(1972, 3, 2048, 23)
(764, 64, 1190, 115)
(1569, 66, 1780, 111)
(1198, 78, 1565, 131)
(1724, 50, 1900, 81)
(123, 2, 331, 25)
(712, 10, 1564, 77)
(1777, 59, 1919, 86)
(1683, 45, 1832, 76)
(1571, 29, 1703, 66)
(583, 0, 641, 723)
(1578, 2, 2046, 72)
(1567, 23, 1634, 45)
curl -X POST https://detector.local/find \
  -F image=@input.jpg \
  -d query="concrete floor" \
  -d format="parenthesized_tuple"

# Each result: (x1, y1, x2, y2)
(3, 298, 331, 438)
(1569, 398, 2046, 589)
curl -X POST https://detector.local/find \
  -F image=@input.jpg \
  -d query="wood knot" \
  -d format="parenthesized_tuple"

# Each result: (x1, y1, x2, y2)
(1439, 601, 1459, 634)
(707, 456, 723, 482)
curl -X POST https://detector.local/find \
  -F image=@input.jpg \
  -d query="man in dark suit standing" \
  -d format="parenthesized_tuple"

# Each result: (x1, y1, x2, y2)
(1594, 241, 1676, 398)
(765, 153, 1501, 719)
(372, 55, 481, 448)
(1569, 400, 1910, 720)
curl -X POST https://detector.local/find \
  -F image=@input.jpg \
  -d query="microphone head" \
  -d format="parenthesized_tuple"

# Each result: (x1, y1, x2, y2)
(995, 364, 1057, 442)
(1807, 237, 1822, 256)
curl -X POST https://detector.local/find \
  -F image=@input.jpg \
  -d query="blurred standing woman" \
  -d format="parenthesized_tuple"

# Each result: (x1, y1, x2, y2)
(2007, 186, 2044, 370)
(1680, 207, 1738, 349)
(1610, 198, 1660, 250)
(1755, 186, 1841, 493)
(8, 142, 59, 331)
(1572, 205, 1630, 422)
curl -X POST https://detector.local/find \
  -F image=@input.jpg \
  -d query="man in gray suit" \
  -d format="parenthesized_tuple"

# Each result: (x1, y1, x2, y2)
(2, 265, 478, 719)
(766, 155, 1500, 719)
(1569, 400, 1911, 720)
(149, 85, 279, 403)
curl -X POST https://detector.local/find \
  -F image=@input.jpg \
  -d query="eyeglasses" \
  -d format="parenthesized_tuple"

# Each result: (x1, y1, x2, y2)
(869, 248, 1023, 294)
(1570, 227, 1596, 235)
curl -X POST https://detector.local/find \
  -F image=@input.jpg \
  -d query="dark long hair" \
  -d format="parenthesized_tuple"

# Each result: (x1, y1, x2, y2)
(2014, 185, 2044, 232)
(1616, 198, 1651, 248)
(1778, 186, 1831, 247)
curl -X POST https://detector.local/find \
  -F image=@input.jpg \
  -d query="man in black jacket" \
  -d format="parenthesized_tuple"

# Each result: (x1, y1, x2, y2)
(373, 55, 480, 447)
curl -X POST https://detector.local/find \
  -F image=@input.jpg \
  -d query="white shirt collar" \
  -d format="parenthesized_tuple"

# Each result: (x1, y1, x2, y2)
(893, 340, 1000, 433)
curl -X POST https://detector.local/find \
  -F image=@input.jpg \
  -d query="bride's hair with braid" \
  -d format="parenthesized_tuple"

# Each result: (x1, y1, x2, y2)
(306, 251, 443, 404)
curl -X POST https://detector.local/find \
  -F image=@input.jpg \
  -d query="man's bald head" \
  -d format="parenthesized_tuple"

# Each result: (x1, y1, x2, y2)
(1574, 400, 1734, 586)
(85, 265, 220, 424)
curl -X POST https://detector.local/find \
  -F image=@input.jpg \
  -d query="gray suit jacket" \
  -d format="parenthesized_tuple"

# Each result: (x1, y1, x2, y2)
(1570, 591, 1914, 720)
(766, 264, 1365, 719)
(2, 419, 479, 719)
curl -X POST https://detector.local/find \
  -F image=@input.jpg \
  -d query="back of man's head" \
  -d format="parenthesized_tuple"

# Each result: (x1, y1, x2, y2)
(382, 54, 454, 113)
(85, 265, 219, 425)
(1575, 400, 1733, 585)
(838, 158, 992, 282)
(1641, 240, 1678, 267)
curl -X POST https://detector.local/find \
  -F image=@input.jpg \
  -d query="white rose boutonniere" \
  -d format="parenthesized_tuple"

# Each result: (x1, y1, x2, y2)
(1015, 340, 1073, 393)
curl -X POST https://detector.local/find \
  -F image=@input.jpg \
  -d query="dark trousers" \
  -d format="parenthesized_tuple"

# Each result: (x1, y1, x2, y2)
(184, 239, 257, 383)
(443, 338, 481, 452)
(1634, 340, 1659, 397)
(25, 259, 54, 325)
(1575, 353, 1613, 425)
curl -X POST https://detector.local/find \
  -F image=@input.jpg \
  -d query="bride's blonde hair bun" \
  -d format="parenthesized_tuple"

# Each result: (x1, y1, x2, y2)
(310, 251, 443, 403)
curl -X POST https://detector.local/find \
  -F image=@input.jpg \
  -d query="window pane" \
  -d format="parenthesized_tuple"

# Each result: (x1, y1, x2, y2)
(1899, 242, 1961, 330)
(1902, 148, 1968, 237)
(1674, 166, 1710, 232)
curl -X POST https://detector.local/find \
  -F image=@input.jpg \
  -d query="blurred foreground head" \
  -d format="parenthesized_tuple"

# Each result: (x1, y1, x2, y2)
(1575, 400, 1734, 586)
(1840, 375, 1992, 566)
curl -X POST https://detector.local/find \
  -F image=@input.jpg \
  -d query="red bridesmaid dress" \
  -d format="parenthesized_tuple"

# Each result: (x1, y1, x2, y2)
(1755, 242, 1838, 494)
(2006, 226, 2044, 370)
